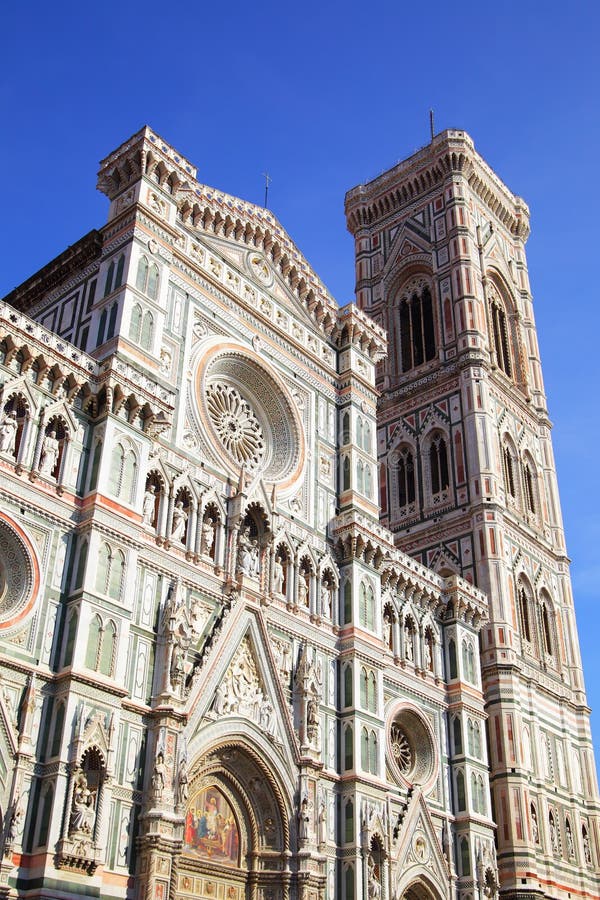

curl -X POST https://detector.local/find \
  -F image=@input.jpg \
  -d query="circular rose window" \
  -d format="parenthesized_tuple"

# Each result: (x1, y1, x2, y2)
(388, 706, 437, 789)
(194, 342, 304, 489)
(0, 517, 39, 630)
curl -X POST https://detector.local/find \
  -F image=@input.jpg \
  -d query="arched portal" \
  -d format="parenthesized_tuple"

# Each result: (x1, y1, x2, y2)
(172, 741, 291, 900)
(400, 877, 444, 900)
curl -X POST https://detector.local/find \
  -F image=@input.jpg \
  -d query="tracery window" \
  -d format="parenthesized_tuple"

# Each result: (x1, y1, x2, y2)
(130, 303, 143, 342)
(502, 442, 516, 500)
(429, 433, 449, 497)
(343, 581, 352, 624)
(104, 254, 125, 297)
(344, 664, 353, 706)
(453, 716, 463, 754)
(462, 639, 476, 683)
(522, 456, 536, 514)
(397, 280, 436, 373)
(460, 837, 471, 875)
(489, 284, 512, 377)
(359, 580, 375, 630)
(85, 614, 117, 676)
(368, 730, 378, 775)
(456, 770, 466, 811)
(517, 579, 532, 643)
(344, 726, 353, 770)
(136, 255, 159, 300)
(96, 543, 125, 600)
(109, 442, 137, 503)
(360, 667, 377, 713)
(342, 456, 350, 491)
(396, 446, 416, 510)
(540, 597, 553, 656)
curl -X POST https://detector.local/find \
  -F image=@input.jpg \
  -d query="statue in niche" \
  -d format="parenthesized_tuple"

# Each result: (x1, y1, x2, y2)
(4, 795, 22, 850)
(143, 484, 157, 526)
(152, 751, 166, 800)
(249, 539, 260, 576)
(367, 856, 381, 900)
(170, 500, 188, 543)
(424, 638, 432, 671)
(40, 429, 60, 477)
(176, 756, 189, 806)
(201, 516, 215, 557)
(549, 815, 558, 853)
(259, 698, 276, 735)
(404, 625, 414, 661)
(272, 556, 285, 595)
(277, 639, 292, 678)
(383, 613, 392, 649)
(306, 692, 321, 746)
(170, 640, 185, 688)
(0, 410, 18, 456)
(318, 798, 326, 845)
(584, 829, 592, 865)
(298, 572, 309, 607)
(237, 526, 253, 575)
(298, 796, 310, 844)
(321, 582, 332, 618)
(69, 771, 96, 836)
(531, 805, 539, 844)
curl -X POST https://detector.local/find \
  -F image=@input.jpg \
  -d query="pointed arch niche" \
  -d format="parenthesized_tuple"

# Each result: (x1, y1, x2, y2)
(174, 741, 292, 899)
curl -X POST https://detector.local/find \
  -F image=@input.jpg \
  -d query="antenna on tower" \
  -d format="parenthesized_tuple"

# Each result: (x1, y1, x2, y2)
(263, 172, 272, 208)
(429, 109, 435, 142)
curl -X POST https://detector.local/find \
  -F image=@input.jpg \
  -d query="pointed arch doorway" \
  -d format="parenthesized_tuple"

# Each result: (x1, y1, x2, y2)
(399, 878, 445, 900)
(173, 741, 291, 900)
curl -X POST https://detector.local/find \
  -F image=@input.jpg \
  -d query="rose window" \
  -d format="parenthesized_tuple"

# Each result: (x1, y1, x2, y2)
(388, 707, 437, 789)
(206, 383, 265, 469)
(391, 724, 412, 773)
(0, 517, 38, 630)
(194, 343, 305, 486)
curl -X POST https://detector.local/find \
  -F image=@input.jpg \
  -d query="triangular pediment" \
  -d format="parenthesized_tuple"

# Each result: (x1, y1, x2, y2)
(383, 220, 432, 280)
(392, 789, 450, 900)
(185, 606, 299, 771)
(198, 232, 335, 336)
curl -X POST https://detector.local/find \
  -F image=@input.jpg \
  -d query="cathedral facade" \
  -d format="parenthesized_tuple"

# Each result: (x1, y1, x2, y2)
(0, 126, 596, 900)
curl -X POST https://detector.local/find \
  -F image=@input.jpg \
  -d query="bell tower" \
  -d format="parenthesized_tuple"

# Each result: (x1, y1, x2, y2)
(345, 130, 600, 899)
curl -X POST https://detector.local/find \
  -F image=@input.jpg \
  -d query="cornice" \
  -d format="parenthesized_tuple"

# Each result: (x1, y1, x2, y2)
(345, 130, 530, 241)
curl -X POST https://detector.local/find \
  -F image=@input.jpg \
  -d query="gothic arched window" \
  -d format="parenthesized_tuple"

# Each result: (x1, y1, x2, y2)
(489, 284, 512, 377)
(522, 455, 537, 514)
(453, 716, 463, 754)
(129, 303, 143, 342)
(396, 446, 416, 510)
(136, 256, 149, 292)
(369, 730, 378, 775)
(141, 311, 154, 350)
(429, 433, 449, 497)
(359, 580, 375, 631)
(397, 280, 436, 373)
(539, 592, 554, 657)
(517, 579, 532, 644)
(502, 441, 517, 500)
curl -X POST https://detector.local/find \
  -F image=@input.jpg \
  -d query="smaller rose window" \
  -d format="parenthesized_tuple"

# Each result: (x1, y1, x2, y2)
(0, 518, 37, 629)
(388, 707, 437, 789)
(391, 724, 412, 773)
(206, 383, 265, 469)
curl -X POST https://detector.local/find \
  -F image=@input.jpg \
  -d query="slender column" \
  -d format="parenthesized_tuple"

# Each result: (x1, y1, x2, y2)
(186, 501, 197, 554)
(31, 410, 47, 471)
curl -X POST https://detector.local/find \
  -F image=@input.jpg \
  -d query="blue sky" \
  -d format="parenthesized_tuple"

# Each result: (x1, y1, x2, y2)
(1, 2, 599, 751)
